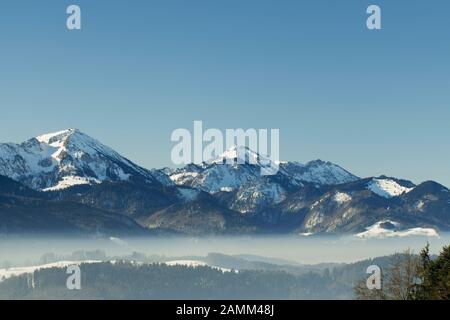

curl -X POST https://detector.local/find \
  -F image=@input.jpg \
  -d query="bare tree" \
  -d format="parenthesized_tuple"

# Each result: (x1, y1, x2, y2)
(355, 249, 420, 300)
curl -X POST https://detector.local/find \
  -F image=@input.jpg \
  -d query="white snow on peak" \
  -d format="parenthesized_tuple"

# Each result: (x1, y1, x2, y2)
(168, 145, 280, 194)
(171, 163, 258, 194)
(367, 178, 413, 198)
(170, 147, 356, 199)
(36, 128, 76, 144)
(210, 145, 274, 168)
(36, 128, 126, 164)
(333, 192, 352, 204)
(0, 129, 164, 191)
(280, 160, 358, 186)
(355, 220, 439, 239)
(170, 172, 199, 185)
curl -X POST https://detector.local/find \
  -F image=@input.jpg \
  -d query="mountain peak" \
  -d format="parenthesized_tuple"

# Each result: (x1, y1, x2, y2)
(279, 159, 359, 186)
(209, 145, 275, 167)
(305, 159, 328, 166)
(33, 128, 121, 165)
(35, 128, 80, 144)
(0, 129, 166, 191)
(211, 145, 256, 163)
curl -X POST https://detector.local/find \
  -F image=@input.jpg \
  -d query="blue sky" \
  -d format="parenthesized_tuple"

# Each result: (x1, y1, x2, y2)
(0, 0, 449, 186)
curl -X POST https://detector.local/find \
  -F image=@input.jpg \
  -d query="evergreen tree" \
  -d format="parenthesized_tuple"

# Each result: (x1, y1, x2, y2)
(415, 245, 450, 300)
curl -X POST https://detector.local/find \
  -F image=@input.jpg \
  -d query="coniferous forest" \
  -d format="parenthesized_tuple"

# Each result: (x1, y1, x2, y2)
(1, 245, 449, 300)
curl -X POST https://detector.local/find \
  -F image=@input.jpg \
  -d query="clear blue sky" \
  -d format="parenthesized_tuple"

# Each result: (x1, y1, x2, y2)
(0, 0, 449, 186)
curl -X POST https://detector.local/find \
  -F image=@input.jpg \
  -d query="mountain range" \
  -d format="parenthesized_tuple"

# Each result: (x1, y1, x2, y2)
(0, 129, 449, 237)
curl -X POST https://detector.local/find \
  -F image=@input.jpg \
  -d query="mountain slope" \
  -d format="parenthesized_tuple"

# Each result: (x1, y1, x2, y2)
(279, 160, 358, 186)
(47, 180, 182, 219)
(0, 129, 172, 191)
(0, 175, 148, 236)
(279, 177, 450, 235)
(168, 145, 358, 215)
(1, 130, 449, 237)
(169, 146, 358, 194)
(139, 193, 255, 235)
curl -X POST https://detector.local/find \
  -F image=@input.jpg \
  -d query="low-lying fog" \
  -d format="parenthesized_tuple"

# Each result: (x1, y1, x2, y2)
(1, 234, 449, 266)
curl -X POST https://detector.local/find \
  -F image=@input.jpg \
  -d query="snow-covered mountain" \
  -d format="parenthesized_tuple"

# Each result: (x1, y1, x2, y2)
(0, 129, 171, 191)
(1, 129, 449, 237)
(168, 146, 288, 212)
(279, 160, 358, 186)
(169, 145, 357, 193)
(167, 145, 358, 213)
(355, 220, 439, 239)
(367, 178, 413, 198)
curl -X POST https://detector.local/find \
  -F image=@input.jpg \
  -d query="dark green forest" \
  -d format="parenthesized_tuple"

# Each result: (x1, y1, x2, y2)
(0, 261, 348, 299)
(1, 245, 449, 300)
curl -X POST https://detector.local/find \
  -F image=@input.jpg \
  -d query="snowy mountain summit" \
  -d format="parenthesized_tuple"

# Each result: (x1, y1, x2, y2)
(169, 145, 359, 203)
(210, 145, 271, 165)
(0, 130, 359, 193)
(0, 129, 449, 237)
(0, 129, 166, 190)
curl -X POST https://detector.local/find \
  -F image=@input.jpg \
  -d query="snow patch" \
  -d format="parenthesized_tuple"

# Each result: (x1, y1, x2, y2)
(333, 192, 352, 204)
(170, 172, 199, 184)
(356, 221, 439, 239)
(367, 178, 413, 198)
(416, 200, 425, 211)
(42, 176, 101, 191)
(299, 232, 314, 237)
(210, 145, 264, 165)
(171, 163, 257, 194)
(36, 129, 74, 144)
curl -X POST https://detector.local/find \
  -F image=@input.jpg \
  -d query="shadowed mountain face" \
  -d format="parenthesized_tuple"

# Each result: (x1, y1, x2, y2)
(0, 130, 449, 236)
(0, 176, 148, 236)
